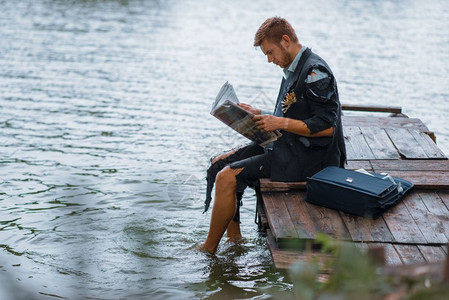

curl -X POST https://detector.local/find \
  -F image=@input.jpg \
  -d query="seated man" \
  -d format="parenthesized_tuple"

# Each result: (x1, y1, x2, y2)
(200, 17, 346, 254)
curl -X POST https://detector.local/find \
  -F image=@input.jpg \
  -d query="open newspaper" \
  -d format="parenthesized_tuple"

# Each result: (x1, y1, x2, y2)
(210, 82, 281, 147)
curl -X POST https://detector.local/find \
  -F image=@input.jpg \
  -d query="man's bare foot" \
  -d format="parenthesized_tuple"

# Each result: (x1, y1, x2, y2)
(226, 236, 245, 244)
(196, 244, 216, 255)
(221, 238, 248, 256)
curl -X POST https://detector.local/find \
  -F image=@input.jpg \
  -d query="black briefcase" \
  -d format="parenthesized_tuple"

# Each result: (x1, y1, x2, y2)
(305, 166, 414, 219)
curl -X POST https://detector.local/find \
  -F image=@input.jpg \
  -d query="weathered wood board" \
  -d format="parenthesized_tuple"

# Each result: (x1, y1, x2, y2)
(258, 113, 448, 271)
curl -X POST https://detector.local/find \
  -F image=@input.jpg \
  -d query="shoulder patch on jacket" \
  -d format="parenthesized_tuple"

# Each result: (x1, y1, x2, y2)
(305, 65, 335, 103)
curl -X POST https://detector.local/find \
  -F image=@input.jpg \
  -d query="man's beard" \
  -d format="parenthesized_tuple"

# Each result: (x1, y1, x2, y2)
(279, 44, 293, 68)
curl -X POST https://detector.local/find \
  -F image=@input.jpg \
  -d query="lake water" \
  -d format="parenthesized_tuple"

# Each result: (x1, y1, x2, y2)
(1, 0, 448, 299)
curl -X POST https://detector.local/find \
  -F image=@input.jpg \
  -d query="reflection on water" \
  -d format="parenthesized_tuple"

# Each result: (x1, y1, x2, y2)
(1, 0, 448, 298)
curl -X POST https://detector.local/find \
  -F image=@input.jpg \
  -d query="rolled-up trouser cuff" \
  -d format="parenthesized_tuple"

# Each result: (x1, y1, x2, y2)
(229, 152, 271, 222)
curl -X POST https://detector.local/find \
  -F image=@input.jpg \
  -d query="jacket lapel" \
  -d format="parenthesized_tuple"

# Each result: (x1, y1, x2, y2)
(273, 48, 313, 116)
(273, 77, 286, 116)
(285, 47, 312, 93)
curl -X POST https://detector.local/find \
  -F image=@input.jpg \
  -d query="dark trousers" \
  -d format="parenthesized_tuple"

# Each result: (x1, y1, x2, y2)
(204, 142, 270, 221)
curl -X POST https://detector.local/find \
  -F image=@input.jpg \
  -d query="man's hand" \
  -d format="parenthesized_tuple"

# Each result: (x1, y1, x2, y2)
(253, 115, 282, 132)
(238, 103, 261, 115)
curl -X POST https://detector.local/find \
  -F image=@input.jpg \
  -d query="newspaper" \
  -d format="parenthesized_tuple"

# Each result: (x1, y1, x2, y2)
(210, 82, 281, 147)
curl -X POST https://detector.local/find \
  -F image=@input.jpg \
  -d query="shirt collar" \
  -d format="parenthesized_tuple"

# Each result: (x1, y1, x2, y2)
(283, 46, 306, 79)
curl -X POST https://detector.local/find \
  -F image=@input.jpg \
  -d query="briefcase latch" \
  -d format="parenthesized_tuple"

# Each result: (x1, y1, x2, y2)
(345, 177, 353, 183)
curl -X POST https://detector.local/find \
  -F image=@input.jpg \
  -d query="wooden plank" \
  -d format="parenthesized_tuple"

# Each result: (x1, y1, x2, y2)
(266, 229, 332, 270)
(302, 200, 352, 240)
(382, 170, 449, 189)
(265, 229, 302, 269)
(343, 127, 359, 161)
(264, 190, 351, 242)
(371, 243, 403, 265)
(342, 104, 402, 114)
(343, 126, 376, 160)
(382, 196, 427, 244)
(438, 191, 449, 214)
(283, 191, 318, 241)
(263, 193, 299, 243)
(360, 127, 400, 159)
(408, 129, 447, 159)
(418, 191, 449, 241)
(354, 242, 369, 251)
(394, 244, 426, 264)
(346, 160, 372, 171)
(340, 212, 395, 243)
(259, 160, 373, 192)
(342, 116, 429, 131)
(382, 261, 444, 279)
(418, 245, 448, 263)
(370, 159, 449, 188)
(256, 193, 269, 229)
(419, 190, 449, 216)
(371, 159, 449, 171)
(259, 179, 306, 192)
(403, 192, 447, 244)
(385, 127, 429, 159)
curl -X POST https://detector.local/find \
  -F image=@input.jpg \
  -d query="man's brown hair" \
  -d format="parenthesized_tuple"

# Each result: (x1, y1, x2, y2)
(254, 17, 298, 47)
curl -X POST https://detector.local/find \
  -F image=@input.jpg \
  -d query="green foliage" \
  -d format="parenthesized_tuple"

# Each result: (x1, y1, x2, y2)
(288, 234, 449, 300)
(289, 260, 320, 300)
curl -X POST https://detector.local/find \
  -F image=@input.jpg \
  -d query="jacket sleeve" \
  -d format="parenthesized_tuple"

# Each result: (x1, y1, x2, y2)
(302, 67, 339, 134)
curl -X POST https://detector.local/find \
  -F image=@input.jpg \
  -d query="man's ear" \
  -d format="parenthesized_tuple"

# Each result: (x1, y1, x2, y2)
(280, 34, 291, 49)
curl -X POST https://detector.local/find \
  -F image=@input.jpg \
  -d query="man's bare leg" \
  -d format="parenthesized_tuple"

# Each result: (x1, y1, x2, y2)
(200, 166, 243, 254)
(226, 219, 242, 242)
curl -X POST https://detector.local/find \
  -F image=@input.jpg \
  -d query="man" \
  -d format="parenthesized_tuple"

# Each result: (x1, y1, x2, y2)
(200, 17, 346, 254)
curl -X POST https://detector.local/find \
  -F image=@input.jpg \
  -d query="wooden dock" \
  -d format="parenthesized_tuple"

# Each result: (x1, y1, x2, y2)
(256, 105, 449, 275)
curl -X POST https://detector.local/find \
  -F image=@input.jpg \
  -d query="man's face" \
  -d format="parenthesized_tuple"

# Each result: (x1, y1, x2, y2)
(260, 39, 292, 69)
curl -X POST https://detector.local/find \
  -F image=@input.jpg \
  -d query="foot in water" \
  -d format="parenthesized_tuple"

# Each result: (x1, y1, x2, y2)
(195, 237, 246, 255)
(195, 244, 216, 255)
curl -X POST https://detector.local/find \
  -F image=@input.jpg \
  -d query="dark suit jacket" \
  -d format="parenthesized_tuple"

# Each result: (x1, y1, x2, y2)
(270, 48, 346, 181)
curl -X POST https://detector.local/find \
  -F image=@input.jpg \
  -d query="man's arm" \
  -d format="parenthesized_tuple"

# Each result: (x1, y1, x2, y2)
(252, 115, 334, 137)
(301, 69, 338, 134)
